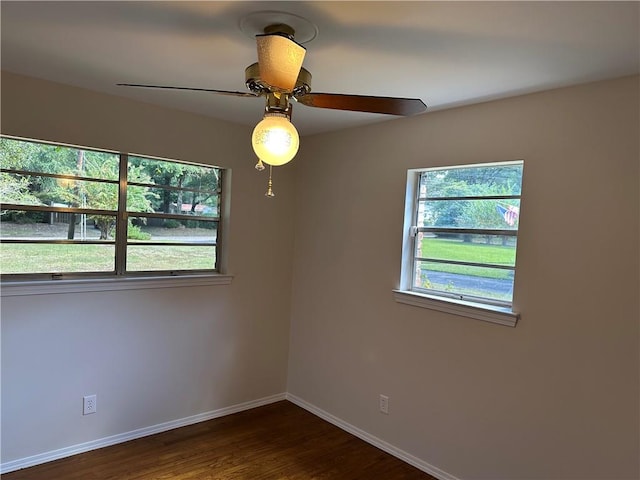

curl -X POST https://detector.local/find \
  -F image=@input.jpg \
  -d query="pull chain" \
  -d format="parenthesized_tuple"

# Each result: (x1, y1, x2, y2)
(265, 165, 275, 198)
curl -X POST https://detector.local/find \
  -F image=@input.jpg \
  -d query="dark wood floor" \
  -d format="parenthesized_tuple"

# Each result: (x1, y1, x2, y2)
(3, 400, 436, 479)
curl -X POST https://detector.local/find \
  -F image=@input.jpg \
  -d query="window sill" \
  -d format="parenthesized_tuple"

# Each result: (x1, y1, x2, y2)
(392, 290, 519, 327)
(1, 274, 234, 297)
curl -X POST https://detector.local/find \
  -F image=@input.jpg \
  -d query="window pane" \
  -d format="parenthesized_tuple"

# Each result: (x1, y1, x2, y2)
(1, 244, 115, 274)
(127, 217, 217, 243)
(126, 156, 220, 218)
(419, 163, 523, 198)
(414, 260, 514, 303)
(126, 245, 216, 271)
(416, 234, 517, 267)
(1, 173, 119, 213)
(1, 210, 117, 241)
(1, 136, 224, 278)
(0, 137, 119, 180)
(127, 185, 219, 217)
(0, 172, 44, 206)
(128, 156, 220, 190)
(405, 161, 523, 307)
(417, 199, 520, 229)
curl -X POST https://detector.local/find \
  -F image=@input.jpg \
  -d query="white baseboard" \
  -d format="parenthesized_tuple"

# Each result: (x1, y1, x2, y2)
(3, 392, 457, 480)
(286, 393, 459, 480)
(0, 392, 286, 475)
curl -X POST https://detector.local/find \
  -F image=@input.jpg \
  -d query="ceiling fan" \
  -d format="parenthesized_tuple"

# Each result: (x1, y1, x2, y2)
(118, 19, 427, 196)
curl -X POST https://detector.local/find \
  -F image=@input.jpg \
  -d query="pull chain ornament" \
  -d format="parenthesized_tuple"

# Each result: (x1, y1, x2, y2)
(265, 165, 276, 198)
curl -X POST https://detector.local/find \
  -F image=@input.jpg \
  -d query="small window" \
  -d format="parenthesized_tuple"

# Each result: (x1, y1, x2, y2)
(398, 161, 523, 315)
(1, 136, 224, 280)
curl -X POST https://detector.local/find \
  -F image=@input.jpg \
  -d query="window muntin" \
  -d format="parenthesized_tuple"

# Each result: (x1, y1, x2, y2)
(0, 136, 223, 279)
(407, 161, 523, 308)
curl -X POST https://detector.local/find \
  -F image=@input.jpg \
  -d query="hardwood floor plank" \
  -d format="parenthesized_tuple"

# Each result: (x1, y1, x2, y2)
(3, 401, 436, 479)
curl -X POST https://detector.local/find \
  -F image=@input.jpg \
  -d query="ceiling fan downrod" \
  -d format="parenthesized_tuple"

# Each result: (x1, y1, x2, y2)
(262, 23, 296, 39)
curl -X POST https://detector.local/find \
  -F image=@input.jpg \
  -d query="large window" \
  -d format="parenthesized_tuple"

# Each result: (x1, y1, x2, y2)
(398, 161, 523, 315)
(0, 136, 224, 279)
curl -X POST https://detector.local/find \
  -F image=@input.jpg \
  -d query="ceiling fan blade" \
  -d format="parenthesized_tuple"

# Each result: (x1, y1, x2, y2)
(295, 93, 427, 116)
(116, 83, 257, 98)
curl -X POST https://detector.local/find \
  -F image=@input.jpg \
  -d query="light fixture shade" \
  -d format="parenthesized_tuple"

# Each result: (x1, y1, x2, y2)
(252, 113, 299, 166)
(256, 33, 306, 92)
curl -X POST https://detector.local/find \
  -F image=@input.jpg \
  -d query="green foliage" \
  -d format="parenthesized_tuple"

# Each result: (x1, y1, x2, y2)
(163, 219, 182, 229)
(420, 164, 523, 231)
(420, 238, 515, 279)
(422, 238, 516, 266)
(54, 157, 156, 239)
(1, 138, 220, 218)
(0, 243, 115, 274)
(0, 172, 42, 207)
(2, 210, 45, 223)
(441, 165, 522, 192)
(455, 184, 519, 232)
(128, 155, 220, 214)
(201, 221, 216, 230)
(1, 243, 215, 274)
(1, 138, 120, 206)
(127, 223, 151, 240)
(1, 137, 220, 246)
(418, 270, 432, 288)
(1, 138, 221, 275)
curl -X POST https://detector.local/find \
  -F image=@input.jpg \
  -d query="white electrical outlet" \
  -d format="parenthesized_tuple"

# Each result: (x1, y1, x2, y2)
(83, 394, 97, 415)
(379, 394, 389, 414)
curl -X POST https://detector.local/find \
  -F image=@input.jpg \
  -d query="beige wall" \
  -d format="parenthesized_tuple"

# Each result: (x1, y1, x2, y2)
(2, 72, 638, 479)
(0, 72, 296, 463)
(287, 76, 639, 479)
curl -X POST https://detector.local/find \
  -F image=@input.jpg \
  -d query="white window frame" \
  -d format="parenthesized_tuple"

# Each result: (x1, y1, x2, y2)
(394, 161, 522, 327)
(1, 136, 231, 288)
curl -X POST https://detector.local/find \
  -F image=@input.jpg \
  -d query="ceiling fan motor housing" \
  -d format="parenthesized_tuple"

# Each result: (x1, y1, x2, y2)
(244, 63, 312, 97)
(262, 23, 296, 39)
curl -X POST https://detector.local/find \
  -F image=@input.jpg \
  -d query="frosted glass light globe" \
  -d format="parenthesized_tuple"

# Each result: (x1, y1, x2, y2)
(251, 114, 299, 166)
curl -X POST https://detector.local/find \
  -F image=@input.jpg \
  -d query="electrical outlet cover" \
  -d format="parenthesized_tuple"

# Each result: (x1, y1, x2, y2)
(83, 394, 97, 415)
(379, 394, 389, 414)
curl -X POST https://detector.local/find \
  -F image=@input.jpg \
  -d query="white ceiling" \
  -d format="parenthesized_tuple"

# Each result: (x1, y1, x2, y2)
(1, 1, 638, 136)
